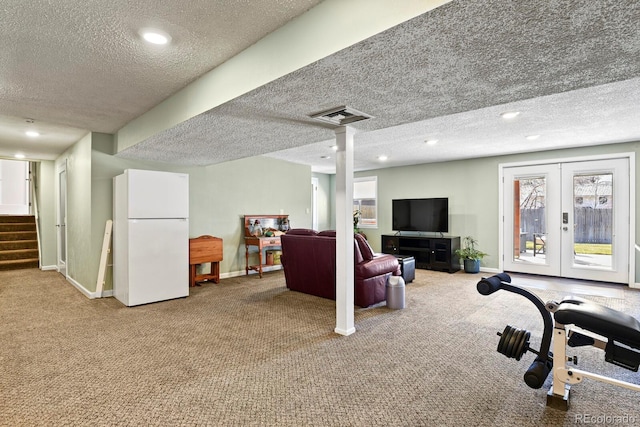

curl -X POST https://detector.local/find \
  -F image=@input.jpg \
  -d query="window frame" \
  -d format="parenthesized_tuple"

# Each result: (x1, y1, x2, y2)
(353, 176, 378, 229)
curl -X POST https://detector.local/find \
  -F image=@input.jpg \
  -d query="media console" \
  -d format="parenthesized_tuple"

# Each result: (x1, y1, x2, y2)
(382, 235, 460, 273)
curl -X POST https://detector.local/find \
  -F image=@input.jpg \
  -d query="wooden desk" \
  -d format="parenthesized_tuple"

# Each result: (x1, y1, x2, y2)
(244, 214, 289, 278)
(189, 235, 223, 287)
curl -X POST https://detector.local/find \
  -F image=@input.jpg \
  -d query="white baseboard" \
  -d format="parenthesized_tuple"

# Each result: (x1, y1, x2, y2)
(66, 275, 92, 298)
(479, 267, 501, 274)
(40, 265, 58, 271)
(454, 266, 500, 275)
(221, 265, 283, 279)
(334, 326, 356, 336)
(66, 275, 111, 299)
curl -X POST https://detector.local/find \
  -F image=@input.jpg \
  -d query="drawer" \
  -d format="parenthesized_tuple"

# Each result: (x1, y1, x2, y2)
(262, 237, 281, 246)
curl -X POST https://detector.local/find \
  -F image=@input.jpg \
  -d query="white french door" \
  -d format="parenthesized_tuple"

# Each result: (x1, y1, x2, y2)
(503, 157, 630, 284)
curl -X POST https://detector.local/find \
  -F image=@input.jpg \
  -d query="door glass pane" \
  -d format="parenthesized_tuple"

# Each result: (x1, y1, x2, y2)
(572, 173, 612, 269)
(512, 176, 547, 265)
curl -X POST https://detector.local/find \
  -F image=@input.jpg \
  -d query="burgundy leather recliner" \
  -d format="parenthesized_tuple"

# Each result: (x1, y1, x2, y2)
(280, 229, 401, 307)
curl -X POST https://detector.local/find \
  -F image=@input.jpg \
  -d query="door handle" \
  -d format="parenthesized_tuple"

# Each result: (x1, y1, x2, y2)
(563, 226, 568, 231)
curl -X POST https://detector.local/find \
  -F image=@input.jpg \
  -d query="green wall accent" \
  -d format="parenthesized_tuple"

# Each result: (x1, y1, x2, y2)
(54, 133, 93, 287)
(49, 135, 314, 293)
(312, 172, 333, 231)
(356, 141, 639, 282)
(34, 160, 57, 267)
(190, 157, 311, 275)
(48, 133, 639, 293)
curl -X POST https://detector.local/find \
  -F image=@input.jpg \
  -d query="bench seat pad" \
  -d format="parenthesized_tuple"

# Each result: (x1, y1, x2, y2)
(554, 297, 640, 349)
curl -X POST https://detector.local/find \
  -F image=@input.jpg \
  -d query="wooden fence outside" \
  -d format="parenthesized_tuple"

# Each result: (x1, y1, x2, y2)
(521, 208, 612, 244)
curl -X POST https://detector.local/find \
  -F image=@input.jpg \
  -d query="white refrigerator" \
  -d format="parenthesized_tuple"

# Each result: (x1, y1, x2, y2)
(113, 169, 189, 306)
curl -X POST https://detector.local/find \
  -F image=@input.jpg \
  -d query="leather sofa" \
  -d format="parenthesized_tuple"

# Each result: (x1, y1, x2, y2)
(280, 229, 401, 307)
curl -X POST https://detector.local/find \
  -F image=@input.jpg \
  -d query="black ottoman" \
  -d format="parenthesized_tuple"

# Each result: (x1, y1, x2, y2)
(394, 255, 415, 283)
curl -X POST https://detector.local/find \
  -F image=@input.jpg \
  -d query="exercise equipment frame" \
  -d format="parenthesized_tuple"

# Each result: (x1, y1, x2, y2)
(477, 273, 640, 410)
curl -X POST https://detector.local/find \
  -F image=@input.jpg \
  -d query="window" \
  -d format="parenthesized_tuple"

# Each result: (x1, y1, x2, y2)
(353, 176, 377, 228)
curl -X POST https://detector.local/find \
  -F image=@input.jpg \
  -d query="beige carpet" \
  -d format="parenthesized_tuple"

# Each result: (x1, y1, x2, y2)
(2, 268, 640, 426)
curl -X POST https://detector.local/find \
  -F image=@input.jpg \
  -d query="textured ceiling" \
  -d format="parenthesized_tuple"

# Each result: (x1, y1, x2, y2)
(1, 0, 639, 170)
(119, 0, 640, 171)
(0, 0, 322, 158)
(265, 77, 640, 173)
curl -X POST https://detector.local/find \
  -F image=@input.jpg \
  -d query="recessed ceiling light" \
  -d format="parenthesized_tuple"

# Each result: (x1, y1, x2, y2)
(526, 134, 541, 140)
(501, 111, 520, 119)
(15, 153, 25, 159)
(25, 130, 40, 138)
(330, 145, 338, 151)
(139, 28, 171, 45)
(425, 139, 438, 145)
(320, 155, 330, 159)
(378, 155, 388, 161)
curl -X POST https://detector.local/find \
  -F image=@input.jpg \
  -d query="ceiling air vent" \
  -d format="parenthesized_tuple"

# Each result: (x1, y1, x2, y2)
(309, 106, 373, 126)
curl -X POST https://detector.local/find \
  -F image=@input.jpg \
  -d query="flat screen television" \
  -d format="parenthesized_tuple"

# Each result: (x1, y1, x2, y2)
(392, 198, 449, 233)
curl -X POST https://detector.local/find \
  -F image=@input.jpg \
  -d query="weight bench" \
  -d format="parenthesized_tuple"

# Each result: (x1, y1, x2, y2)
(477, 273, 640, 410)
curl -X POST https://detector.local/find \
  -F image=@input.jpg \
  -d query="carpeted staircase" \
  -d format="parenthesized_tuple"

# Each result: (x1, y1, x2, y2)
(0, 215, 39, 271)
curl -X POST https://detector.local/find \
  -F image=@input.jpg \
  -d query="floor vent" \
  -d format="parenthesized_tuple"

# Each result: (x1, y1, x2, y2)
(309, 106, 373, 126)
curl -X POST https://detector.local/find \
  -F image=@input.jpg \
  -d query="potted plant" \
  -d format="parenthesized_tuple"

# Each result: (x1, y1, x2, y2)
(455, 236, 487, 273)
(353, 209, 361, 233)
(353, 210, 367, 239)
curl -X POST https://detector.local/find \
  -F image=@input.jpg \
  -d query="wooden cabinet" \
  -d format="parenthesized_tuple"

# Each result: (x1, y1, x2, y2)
(382, 235, 460, 273)
(244, 214, 289, 278)
(189, 235, 223, 287)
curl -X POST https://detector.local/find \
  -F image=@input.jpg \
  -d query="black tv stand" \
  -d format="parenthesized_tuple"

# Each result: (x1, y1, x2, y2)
(382, 235, 460, 273)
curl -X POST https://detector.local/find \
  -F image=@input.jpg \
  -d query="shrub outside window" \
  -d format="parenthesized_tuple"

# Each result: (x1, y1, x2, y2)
(354, 176, 377, 228)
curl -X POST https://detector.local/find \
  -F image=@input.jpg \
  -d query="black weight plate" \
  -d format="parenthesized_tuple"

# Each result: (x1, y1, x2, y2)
(497, 325, 510, 354)
(520, 331, 531, 360)
(498, 325, 515, 355)
(505, 327, 521, 358)
(513, 330, 526, 360)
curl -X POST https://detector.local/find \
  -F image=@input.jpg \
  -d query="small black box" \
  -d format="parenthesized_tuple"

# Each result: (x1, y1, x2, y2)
(394, 255, 415, 283)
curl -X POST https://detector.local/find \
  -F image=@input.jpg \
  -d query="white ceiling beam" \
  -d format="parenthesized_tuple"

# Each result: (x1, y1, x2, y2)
(115, 0, 451, 153)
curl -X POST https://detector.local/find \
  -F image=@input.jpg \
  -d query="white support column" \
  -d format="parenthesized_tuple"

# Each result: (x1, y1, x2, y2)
(334, 126, 355, 336)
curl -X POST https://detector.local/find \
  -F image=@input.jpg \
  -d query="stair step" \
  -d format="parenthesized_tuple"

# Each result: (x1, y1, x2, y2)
(0, 216, 40, 270)
(0, 215, 35, 224)
(0, 240, 38, 251)
(0, 248, 39, 261)
(0, 231, 37, 241)
(0, 223, 36, 232)
(0, 258, 39, 271)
